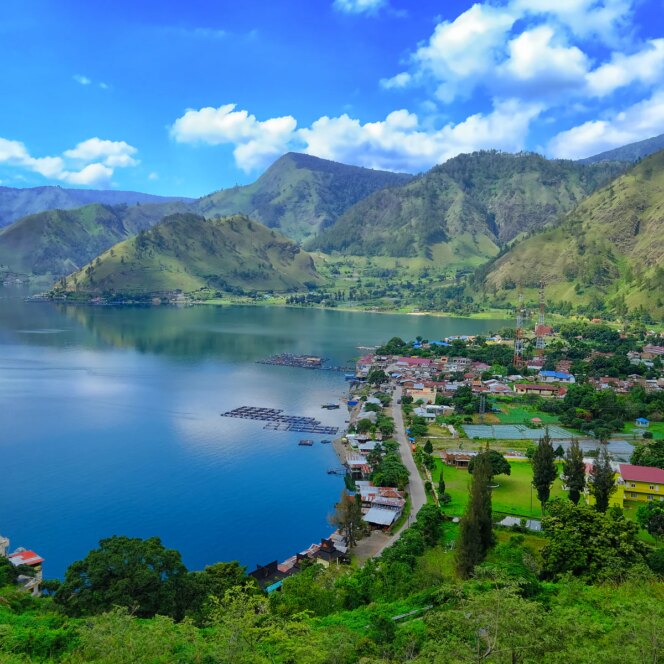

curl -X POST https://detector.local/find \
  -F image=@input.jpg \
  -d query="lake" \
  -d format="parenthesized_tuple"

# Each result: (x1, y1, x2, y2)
(0, 290, 507, 578)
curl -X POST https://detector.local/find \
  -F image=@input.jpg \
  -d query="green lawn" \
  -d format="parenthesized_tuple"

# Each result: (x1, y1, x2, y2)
(433, 459, 566, 519)
(623, 421, 664, 440)
(495, 404, 561, 425)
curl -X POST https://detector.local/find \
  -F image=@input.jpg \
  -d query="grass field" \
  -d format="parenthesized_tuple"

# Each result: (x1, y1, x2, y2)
(433, 459, 566, 519)
(623, 422, 664, 440)
(495, 404, 561, 425)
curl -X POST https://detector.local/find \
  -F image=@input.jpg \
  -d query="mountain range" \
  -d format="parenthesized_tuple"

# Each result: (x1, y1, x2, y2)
(193, 152, 413, 242)
(0, 185, 189, 228)
(1, 132, 663, 314)
(579, 132, 664, 165)
(308, 151, 624, 257)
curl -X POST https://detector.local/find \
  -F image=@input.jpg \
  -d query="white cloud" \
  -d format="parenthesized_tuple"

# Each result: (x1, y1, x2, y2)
(300, 100, 542, 171)
(499, 26, 589, 96)
(73, 74, 91, 85)
(170, 104, 297, 171)
(380, 72, 412, 90)
(171, 99, 542, 173)
(409, 3, 516, 102)
(148, 172, 159, 181)
(333, 0, 385, 15)
(586, 38, 664, 96)
(547, 91, 664, 159)
(0, 136, 139, 186)
(63, 138, 139, 168)
(384, 0, 650, 107)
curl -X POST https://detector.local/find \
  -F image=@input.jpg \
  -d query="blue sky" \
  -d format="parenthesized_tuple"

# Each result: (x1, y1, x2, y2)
(1, 0, 663, 197)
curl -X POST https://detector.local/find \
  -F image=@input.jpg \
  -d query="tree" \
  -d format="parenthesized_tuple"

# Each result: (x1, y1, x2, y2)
(541, 499, 648, 580)
(356, 418, 373, 434)
(424, 439, 433, 454)
(54, 536, 190, 619)
(372, 452, 409, 489)
(631, 439, 664, 469)
(589, 445, 616, 513)
(468, 449, 511, 479)
(329, 490, 367, 548)
(456, 449, 494, 579)
(438, 471, 446, 497)
(531, 431, 558, 513)
(563, 438, 586, 505)
(554, 444, 565, 459)
(636, 502, 664, 539)
(366, 369, 388, 386)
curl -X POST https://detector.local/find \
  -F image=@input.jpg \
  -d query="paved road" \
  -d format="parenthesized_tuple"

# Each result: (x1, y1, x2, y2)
(355, 386, 427, 561)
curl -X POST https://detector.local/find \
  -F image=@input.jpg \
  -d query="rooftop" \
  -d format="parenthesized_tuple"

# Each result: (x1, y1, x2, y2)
(620, 464, 664, 484)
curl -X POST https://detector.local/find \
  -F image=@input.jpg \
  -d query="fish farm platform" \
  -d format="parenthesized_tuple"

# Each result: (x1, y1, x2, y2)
(221, 406, 339, 435)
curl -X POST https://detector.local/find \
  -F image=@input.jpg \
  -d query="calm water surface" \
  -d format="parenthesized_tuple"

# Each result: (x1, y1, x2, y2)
(0, 290, 506, 578)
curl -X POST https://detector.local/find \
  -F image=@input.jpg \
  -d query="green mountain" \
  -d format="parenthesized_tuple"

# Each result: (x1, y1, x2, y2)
(194, 152, 413, 242)
(308, 151, 625, 258)
(60, 213, 321, 295)
(480, 150, 664, 316)
(0, 185, 189, 228)
(580, 133, 664, 164)
(0, 201, 189, 280)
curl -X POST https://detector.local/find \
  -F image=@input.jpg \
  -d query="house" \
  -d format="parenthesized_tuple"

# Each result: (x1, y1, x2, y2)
(1, 536, 44, 596)
(538, 370, 576, 384)
(635, 417, 650, 428)
(620, 464, 664, 503)
(248, 561, 289, 592)
(442, 450, 477, 468)
(642, 344, 664, 358)
(514, 383, 566, 398)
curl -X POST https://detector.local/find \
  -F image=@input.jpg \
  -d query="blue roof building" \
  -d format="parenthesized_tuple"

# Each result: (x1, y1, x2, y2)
(538, 370, 576, 383)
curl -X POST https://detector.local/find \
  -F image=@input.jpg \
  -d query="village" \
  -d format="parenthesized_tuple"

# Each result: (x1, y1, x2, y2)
(4, 316, 664, 596)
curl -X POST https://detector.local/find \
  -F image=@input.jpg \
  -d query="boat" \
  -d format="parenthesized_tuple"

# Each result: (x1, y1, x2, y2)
(298, 439, 314, 446)
(320, 439, 332, 444)
(321, 403, 340, 409)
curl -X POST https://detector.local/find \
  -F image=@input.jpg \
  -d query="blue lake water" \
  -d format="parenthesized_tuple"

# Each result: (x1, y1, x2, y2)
(0, 291, 506, 578)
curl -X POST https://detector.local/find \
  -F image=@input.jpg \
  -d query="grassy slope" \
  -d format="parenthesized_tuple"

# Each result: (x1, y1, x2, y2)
(482, 149, 664, 315)
(309, 151, 624, 257)
(62, 213, 322, 294)
(195, 152, 413, 242)
(0, 201, 189, 279)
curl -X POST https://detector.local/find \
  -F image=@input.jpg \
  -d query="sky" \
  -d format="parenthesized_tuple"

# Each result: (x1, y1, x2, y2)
(1, 0, 663, 197)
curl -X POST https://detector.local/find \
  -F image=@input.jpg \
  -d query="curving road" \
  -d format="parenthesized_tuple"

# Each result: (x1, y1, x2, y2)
(353, 385, 428, 561)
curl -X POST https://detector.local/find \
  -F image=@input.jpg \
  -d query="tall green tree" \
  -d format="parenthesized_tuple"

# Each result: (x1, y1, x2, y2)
(563, 438, 586, 505)
(589, 445, 616, 513)
(636, 502, 664, 539)
(329, 490, 366, 548)
(468, 449, 511, 478)
(532, 431, 558, 513)
(54, 536, 190, 619)
(455, 450, 494, 579)
(631, 439, 664, 469)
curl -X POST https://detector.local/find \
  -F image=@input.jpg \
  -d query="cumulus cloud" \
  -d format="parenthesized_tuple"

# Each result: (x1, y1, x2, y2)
(170, 103, 297, 171)
(333, 0, 385, 15)
(586, 38, 664, 96)
(385, 0, 656, 106)
(73, 74, 91, 85)
(0, 137, 139, 186)
(63, 138, 138, 168)
(300, 101, 542, 171)
(380, 72, 412, 89)
(171, 100, 542, 173)
(547, 91, 664, 158)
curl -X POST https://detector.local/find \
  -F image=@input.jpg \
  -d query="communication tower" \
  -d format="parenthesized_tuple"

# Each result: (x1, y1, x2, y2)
(513, 291, 525, 369)
(535, 281, 546, 353)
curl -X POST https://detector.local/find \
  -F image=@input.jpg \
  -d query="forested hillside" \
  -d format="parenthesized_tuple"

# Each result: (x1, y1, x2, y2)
(60, 213, 321, 295)
(480, 149, 664, 319)
(195, 152, 413, 242)
(0, 201, 189, 280)
(309, 151, 624, 257)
